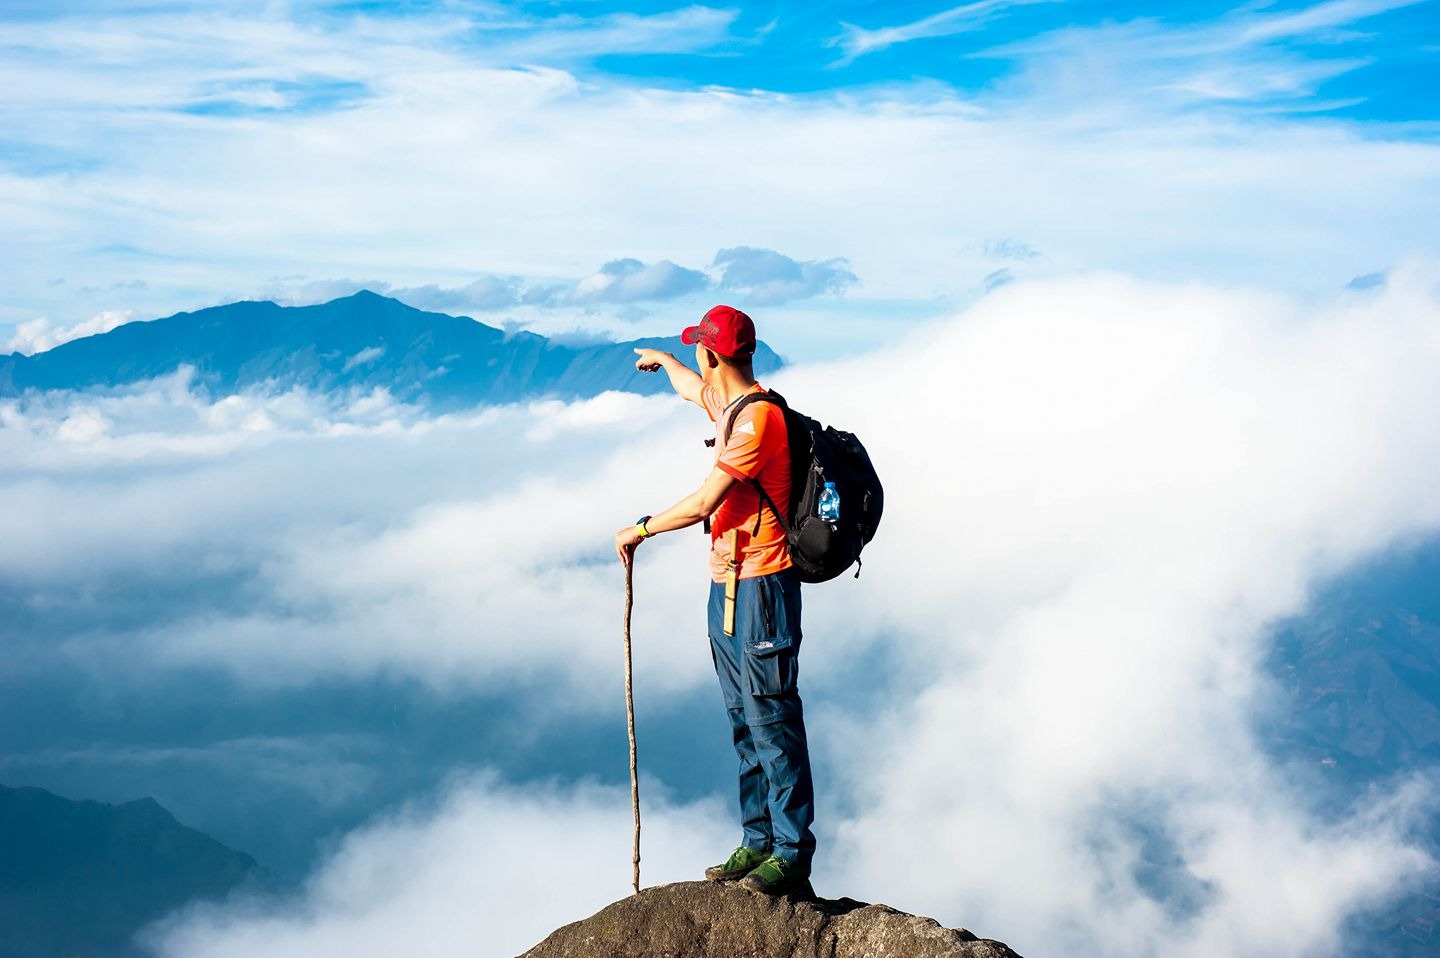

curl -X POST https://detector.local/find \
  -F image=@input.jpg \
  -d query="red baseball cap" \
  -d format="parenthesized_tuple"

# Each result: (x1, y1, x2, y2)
(681, 305, 756, 359)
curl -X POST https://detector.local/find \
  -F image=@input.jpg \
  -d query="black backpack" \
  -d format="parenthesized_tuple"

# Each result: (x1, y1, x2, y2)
(713, 390, 883, 583)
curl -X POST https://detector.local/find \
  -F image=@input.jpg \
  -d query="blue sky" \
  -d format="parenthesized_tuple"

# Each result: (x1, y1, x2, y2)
(8, 0, 1431, 115)
(2, 0, 1438, 359)
(562, 0, 1440, 120)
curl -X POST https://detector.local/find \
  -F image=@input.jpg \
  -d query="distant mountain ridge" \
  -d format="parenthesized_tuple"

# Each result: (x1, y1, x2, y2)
(0, 783, 266, 958)
(0, 291, 783, 409)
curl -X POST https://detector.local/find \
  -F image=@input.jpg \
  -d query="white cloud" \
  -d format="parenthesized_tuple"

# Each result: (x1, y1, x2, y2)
(7, 308, 135, 354)
(341, 346, 385, 372)
(563, 257, 712, 305)
(833, 0, 1056, 65)
(1235, 0, 1422, 45)
(475, 5, 741, 63)
(0, 374, 713, 698)
(785, 261, 1440, 956)
(712, 247, 858, 306)
(395, 275, 525, 312)
(144, 774, 735, 958)
(252, 278, 390, 307)
(984, 0, 1432, 111)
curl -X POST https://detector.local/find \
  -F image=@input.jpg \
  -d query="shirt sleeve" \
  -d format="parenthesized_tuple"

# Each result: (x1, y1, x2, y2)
(700, 384, 722, 424)
(716, 402, 774, 481)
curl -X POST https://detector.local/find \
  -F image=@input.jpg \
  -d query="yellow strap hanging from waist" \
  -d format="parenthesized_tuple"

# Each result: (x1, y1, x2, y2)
(723, 528, 740, 637)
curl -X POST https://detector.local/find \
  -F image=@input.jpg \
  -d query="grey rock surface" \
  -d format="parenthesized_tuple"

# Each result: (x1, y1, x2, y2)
(520, 880, 1024, 958)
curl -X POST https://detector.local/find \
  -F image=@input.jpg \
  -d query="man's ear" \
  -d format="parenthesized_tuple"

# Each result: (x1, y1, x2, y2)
(702, 348, 720, 369)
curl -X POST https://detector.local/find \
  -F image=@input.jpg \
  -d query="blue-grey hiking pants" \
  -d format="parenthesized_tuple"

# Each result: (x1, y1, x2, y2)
(707, 568, 816, 870)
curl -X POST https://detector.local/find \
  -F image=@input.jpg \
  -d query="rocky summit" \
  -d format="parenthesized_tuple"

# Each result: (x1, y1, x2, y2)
(520, 880, 1024, 958)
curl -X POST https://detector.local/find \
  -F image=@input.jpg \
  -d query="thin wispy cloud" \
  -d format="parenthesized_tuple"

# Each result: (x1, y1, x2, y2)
(466, 4, 742, 62)
(1235, 0, 1425, 45)
(831, 0, 1057, 66)
(984, 0, 1435, 109)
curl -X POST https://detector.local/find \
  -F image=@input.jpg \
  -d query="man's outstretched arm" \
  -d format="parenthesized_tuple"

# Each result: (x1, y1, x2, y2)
(614, 465, 735, 564)
(634, 348, 704, 406)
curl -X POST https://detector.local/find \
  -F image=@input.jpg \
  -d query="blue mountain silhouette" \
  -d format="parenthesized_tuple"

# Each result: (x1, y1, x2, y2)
(0, 784, 266, 958)
(0, 290, 782, 407)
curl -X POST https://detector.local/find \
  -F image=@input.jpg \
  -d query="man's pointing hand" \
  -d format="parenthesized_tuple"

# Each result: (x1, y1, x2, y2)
(634, 348, 669, 372)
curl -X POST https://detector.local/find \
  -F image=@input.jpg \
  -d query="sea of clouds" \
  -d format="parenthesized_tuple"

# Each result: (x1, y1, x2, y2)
(4, 265, 1440, 956)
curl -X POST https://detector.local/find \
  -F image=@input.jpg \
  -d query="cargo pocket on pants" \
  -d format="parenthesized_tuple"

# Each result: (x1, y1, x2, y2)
(744, 634, 796, 699)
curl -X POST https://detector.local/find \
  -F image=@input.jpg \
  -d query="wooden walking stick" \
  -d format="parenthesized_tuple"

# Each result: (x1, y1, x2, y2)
(623, 551, 641, 895)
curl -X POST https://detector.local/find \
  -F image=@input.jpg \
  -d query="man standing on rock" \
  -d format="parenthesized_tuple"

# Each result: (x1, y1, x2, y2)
(614, 304, 815, 896)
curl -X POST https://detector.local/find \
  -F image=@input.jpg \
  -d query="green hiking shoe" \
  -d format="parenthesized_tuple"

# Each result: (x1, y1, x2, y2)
(738, 854, 811, 895)
(703, 845, 770, 881)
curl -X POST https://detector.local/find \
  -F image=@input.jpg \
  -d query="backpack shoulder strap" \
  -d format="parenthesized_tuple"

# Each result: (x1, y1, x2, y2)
(720, 390, 792, 536)
(722, 389, 784, 444)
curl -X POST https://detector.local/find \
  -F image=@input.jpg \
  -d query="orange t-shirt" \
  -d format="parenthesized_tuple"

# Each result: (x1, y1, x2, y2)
(703, 383, 793, 583)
